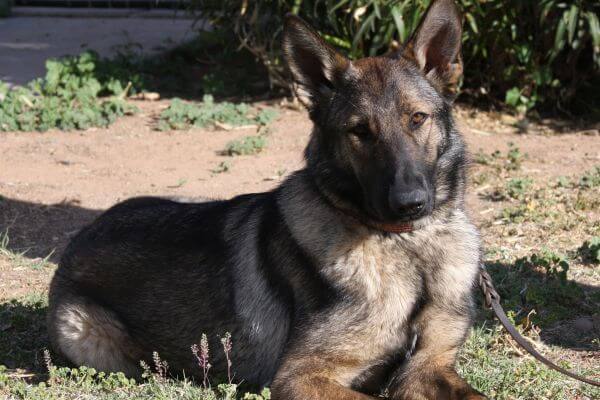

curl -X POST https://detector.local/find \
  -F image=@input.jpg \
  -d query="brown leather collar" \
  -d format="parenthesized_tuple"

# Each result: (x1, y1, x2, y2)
(332, 203, 414, 234)
(365, 220, 414, 234)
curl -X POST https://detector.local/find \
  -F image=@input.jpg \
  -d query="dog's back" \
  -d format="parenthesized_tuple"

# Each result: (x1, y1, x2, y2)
(48, 193, 293, 384)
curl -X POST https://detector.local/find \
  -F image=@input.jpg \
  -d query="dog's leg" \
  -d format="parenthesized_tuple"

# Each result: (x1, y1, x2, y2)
(272, 355, 375, 400)
(387, 306, 485, 400)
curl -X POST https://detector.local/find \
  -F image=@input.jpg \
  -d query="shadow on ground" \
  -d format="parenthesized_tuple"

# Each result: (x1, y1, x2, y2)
(0, 195, 96, 373)
(476, 261, 599, 352)
(0, 196, 101, 263)
(0, 296, 49, 373)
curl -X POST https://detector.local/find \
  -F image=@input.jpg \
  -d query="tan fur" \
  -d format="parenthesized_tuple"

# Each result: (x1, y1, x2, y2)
(274, 174, 483, 399)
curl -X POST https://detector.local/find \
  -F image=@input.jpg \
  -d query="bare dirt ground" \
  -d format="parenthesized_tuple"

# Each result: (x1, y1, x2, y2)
(0, 99, 599, 386)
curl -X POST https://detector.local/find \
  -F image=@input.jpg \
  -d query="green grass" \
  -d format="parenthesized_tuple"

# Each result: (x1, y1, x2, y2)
(0, 364, 271, 400)
(494, 167, 600, 227)
(469, 152, 599, 399)
(1, 320, 597, 399)
(485, 248, 600, 329)
(458, 325, 600, 400)
(0, 293, 49, 373)
(0, 290, 271, 399)
(0, 230, 54, 271)
(473, 145, 525, 173)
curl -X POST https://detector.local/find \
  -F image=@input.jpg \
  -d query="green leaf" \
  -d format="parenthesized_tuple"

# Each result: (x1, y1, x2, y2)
(352, 13, 376, 53)
(505, 87, 521, 107)
(391, 5, 407, 42)
(554, 14, 567, 54)
(586, 11, 600, 51)
(465, 12, 478, 34)
(566, 4, 579, 44)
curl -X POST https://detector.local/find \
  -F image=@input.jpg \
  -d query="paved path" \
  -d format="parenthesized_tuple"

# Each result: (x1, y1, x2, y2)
(0, 9, 198, 85)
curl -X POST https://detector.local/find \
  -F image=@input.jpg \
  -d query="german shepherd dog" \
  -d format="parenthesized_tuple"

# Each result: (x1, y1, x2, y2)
(47, 0, 485, 398)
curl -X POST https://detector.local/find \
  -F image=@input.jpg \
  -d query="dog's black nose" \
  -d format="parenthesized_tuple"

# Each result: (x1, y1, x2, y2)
(389, 188, 428, 217)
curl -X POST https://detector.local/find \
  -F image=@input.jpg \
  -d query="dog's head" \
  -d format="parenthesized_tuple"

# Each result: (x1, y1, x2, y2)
(283, 0, 467, 227)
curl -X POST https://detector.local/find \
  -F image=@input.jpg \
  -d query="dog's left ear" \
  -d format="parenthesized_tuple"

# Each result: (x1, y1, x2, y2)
(282, 14, 351, 111)
(404, 0, 463, 99)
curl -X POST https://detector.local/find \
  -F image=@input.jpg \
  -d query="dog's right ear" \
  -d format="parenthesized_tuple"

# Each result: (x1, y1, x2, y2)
(282, 14, 350, 111)
(401, 0, 463, 99)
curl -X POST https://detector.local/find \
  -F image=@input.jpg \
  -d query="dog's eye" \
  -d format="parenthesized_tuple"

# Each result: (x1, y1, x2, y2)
(350, 124, 373, 142)
(410, 112, 429, 128)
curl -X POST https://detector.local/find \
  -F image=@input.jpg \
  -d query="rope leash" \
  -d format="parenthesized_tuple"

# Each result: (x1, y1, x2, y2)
(478, 267, 600, 387)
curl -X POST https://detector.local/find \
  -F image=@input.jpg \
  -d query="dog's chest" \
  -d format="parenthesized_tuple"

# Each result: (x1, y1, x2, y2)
(322, 235, 423, 354)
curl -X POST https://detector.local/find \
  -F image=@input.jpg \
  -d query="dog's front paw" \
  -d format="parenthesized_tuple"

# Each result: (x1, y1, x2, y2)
(389, 369, 488, 400)
(391, 388, 487, 400)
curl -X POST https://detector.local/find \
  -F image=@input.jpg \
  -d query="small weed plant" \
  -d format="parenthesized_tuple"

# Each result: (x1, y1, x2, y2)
(211, 161, 232, 174)
(505, 143, 524, 171)
(579, 236, 600, 264)
(157, 96, 278, 131)
(473, 145, 524, 172)
(579, 165, 600, 189)
(0, 333, 270, 400)
(225, 134, 268, 156)
(0, 230, 54, 270)
(515, 249, 570, 282)
(505, 177, 533, 200)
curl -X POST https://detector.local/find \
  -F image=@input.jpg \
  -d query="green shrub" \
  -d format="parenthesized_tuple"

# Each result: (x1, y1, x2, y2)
(0, 51, 136, 132)
(157, 96, 278, 131)
(195, 0, 600, 116)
